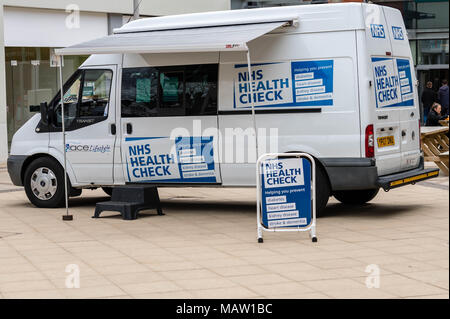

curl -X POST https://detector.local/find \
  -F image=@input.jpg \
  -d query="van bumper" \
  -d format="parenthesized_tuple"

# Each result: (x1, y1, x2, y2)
(7, 155, 27, 186)
(321, 158, 378, 191)
(377, 166, 439, 191)
(321, 157, 439, 191)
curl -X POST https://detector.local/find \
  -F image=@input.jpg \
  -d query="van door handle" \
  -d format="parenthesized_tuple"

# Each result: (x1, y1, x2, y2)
(410, 112, 414, 117)
(126, 123, 133, 135)
(110, 123, 116, 135)
(402, 130, 406, 137)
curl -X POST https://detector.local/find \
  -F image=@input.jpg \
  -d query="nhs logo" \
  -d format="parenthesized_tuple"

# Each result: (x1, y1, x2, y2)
(392, 26, 404, 40)
(370, 24, 385, 38)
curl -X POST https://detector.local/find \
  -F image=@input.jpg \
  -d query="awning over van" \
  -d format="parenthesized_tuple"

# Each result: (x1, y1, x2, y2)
(54, 21, 290, 56)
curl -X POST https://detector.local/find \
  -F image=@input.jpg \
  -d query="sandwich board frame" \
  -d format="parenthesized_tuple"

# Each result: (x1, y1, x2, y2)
(256, 153, 317, 243)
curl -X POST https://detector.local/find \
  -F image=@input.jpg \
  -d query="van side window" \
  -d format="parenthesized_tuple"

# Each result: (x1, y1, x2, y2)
(55, 69, 112, 128)
(121, 68, 158, 117)
(121, 64, 218, 117)
(185, 65, 218, 116)
(159, 70, 184, 116)
(79, 70, 113, 117)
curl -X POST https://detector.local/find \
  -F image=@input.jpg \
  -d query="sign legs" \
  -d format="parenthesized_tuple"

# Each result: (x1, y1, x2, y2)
(310, 224, 317, 243)
(257, 226, 263, 243)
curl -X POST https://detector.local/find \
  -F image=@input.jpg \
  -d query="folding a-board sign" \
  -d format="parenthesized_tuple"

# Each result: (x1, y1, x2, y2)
(256, 153, 317, 243)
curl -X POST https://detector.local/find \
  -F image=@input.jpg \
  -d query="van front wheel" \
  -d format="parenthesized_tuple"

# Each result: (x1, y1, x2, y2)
(333, 188, 379, 205)
(24, 157, 66, 208)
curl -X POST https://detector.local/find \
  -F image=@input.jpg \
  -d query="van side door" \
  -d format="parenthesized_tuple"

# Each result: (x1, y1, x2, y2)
(48, 65, 117, 184)
(119, 64, 222, 184)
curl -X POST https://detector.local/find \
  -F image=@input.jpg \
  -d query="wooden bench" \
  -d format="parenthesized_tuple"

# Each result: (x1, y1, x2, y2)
(421, 126, 449, 176)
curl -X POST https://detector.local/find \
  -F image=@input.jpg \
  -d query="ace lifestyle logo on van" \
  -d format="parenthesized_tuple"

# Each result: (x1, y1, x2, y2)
(66, 143, 111, 153)
(232, 60, 334, 109)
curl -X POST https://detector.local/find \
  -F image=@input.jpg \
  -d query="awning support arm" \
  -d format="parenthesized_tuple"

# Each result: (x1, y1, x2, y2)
(246, 49, 259, 163)
(58, 55, 72, 221)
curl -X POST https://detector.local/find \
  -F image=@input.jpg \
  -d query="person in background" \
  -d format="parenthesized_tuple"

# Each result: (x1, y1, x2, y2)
(426, 102, 447, 126)
(421, 81, 436, 123)
(438, 79, 449, 116)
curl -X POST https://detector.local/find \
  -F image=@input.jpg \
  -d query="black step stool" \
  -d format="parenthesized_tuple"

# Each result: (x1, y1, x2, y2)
(93, 185, 164, 220)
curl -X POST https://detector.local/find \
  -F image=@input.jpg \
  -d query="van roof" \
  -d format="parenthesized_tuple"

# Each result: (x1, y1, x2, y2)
(115, 3, 368, 34)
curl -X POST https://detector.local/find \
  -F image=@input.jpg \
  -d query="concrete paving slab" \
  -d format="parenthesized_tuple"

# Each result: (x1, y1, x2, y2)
(0, 169, 448, 299)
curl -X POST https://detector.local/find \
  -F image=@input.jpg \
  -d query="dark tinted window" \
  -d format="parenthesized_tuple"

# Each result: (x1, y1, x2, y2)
(121, 64, 218, 117)
(121, 67, 158, 117)
(159, 69, 184, 116)
(185, 64, 218, 116)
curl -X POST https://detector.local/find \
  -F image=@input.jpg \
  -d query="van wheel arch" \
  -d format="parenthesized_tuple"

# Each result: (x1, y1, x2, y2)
(20, 154, 56, 185)
(21, 154, 76, 194)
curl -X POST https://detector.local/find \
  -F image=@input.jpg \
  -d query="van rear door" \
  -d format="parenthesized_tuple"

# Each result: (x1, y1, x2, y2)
(384, 7, 421, 171)
(364, 4, 401, 175)
(363, 4, 420, 176)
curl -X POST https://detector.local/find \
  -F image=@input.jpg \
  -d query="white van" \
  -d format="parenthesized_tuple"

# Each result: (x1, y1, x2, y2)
(7, 3, 439, 213)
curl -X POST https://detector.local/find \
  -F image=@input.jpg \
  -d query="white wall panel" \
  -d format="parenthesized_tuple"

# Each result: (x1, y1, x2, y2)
(4, 7, 108, 47)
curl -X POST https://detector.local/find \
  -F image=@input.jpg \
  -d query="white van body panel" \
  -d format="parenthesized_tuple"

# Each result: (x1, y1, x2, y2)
(9, 3, 429, 194)
(9, 114, 48, 156)
(218, 29, 361, 185)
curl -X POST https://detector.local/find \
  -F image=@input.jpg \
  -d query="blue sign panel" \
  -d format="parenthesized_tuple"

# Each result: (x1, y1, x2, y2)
(260, 157, 312, 228)
(125, 136, 217, 183)
(370, 24, 386, 38)
(396, 58, 414, 106)
(291, 60, 334, 107)
(232, 59, 334, 109)
(371, 57, 414, 108)
(392, 26, 404, 40)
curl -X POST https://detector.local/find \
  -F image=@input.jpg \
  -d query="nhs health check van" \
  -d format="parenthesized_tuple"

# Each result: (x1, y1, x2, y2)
(7, 3, 439, 213)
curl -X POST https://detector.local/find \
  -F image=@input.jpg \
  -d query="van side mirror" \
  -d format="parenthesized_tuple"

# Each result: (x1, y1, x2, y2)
(40, 102, 49, 125)
(29, 105, 40, 112)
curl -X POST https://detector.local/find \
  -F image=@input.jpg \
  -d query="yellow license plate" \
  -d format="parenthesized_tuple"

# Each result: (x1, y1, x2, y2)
(377, 136, 395, 148)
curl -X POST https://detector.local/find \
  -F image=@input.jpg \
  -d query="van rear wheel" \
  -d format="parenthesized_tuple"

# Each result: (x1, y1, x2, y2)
(333, 188, 379, 205)
(24, 157, 66, 208)
(316, 165, 331, 216)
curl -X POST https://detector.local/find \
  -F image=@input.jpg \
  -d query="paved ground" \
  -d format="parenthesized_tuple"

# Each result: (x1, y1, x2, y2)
(0, 164, 448, 299)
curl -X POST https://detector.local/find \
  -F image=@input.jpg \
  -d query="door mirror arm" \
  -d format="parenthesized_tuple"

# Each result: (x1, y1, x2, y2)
(40, 102, 49, 125)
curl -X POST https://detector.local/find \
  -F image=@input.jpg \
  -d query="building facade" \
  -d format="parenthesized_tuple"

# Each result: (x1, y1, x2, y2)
(0, 0, 230, 162)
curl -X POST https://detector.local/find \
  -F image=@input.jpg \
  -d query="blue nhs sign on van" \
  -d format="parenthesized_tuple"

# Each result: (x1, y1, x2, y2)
(370, 24, 385, 38)
(392, 26, 404, 40)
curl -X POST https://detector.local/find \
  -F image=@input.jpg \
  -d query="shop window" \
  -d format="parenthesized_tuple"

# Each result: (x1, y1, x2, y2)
(418, 39, 449, 65)
(416, 1, 449, 29)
